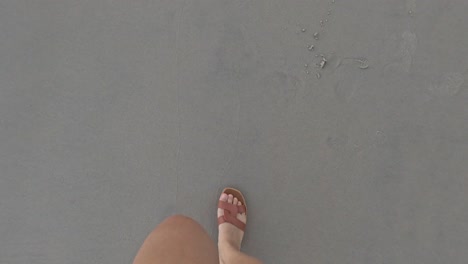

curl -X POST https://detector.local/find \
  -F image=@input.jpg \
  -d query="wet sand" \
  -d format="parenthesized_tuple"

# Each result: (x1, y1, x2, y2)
(0, 0, 467, 263)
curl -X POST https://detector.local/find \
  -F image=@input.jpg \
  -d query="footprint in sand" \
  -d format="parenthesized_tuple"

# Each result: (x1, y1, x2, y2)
(406, 0, 416, 15)
(384, 31, 418, 74)
(429, 72, 465, 96)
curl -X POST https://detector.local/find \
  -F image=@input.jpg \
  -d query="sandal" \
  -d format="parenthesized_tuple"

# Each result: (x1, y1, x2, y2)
(217, 187, 247, 231)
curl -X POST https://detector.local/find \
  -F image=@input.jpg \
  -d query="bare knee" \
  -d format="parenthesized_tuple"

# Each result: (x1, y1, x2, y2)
(134, 215, 218, 264)
(163, 214, 197, 226)
(154, 214, 203, 234)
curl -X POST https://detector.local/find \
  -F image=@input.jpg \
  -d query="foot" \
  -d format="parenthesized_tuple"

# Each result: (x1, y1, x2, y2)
(217, 193, 247, 252)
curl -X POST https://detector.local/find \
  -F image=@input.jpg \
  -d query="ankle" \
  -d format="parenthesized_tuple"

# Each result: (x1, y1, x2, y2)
(218, 240, 241, 264)
(218, 237, 241, 251)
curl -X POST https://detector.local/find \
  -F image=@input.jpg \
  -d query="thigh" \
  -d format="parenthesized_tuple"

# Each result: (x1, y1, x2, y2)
(133, 215, 218, 264)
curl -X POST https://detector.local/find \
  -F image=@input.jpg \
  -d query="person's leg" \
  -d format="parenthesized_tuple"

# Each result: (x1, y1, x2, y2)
(132, 215, 218, 264)
(217, 192, 263, 264)
(218, 242, 263, 264)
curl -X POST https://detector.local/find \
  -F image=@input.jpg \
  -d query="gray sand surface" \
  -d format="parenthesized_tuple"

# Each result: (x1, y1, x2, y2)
(1, 0, 467, 263)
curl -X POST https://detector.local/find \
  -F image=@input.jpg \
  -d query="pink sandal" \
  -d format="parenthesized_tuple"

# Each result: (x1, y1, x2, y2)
(217, 187, 247, 231)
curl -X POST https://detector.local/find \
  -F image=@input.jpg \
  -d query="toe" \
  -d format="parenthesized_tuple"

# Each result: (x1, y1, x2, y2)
(233, 197, 238, 205)
(219, 193, 228, 202)
(218, 193, 228, 218)
(238, 201, 242, 206)
(227, 194, 233, 204)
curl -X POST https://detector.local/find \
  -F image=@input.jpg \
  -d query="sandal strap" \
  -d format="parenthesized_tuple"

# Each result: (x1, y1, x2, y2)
(218, 201, 246, 214)
(217, 201, 247, 231)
